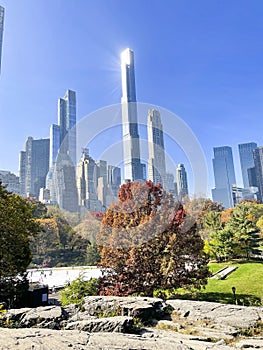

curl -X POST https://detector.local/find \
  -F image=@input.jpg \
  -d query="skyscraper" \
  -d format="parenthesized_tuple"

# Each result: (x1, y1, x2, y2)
(96, 160, 108, 208)
(212, 146, 236, 208)
(20, 137, 50, 198)
(19, 150, 26, 197)
(108, 165, 121, 197)
(253, 147, 263, 202)
(238, 142, 257, 188)
(46, 89, 78, 211)
(48, 89, 76, 167)
(176, 163, 188, 200)
(58, 89, 77, 165)
(76, 150, 96, 209)
(0, 170, 20, 194)
(166, 172, 176, 196)
(49, 124, 60, 168)
(121, 48, 143, 182)
(247, 167, 257, 187)
(54, 152, 78, 212)
(0, 6, 4, 73)
(147, 109, 166, 188)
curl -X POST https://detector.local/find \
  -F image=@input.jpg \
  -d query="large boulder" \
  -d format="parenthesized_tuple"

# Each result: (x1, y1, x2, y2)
(65, 316, 134, 333)
(82, 296, 165, 321)
(167, 299, 263, 330)
(20, 305, 63, 328)
(0, 307, 31, 323)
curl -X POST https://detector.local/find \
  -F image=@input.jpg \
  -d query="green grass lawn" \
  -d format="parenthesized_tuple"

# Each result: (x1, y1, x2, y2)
(162, 261, 263, 306)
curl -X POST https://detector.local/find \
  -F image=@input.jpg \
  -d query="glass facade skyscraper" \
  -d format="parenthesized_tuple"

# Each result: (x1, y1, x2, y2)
(49, 124, 60, 168)
(238, 142, 257, 188)
(57, 89, 77, 165)
(20, 137, 50, 198)
(121, 48, 144, 182)
(253, 147, 263, 203)
(0, 6, 4, 73)
(212, 146, 236, 208)
(46, 89, 78, 212)
(147, 109, 166, 188)
(176, 163, 188, 200)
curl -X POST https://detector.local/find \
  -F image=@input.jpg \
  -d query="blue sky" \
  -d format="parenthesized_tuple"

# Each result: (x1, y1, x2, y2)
(1, 0, 263, 196)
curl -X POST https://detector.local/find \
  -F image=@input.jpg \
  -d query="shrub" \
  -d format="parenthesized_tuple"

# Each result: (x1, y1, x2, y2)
(60, 277, 100, 306)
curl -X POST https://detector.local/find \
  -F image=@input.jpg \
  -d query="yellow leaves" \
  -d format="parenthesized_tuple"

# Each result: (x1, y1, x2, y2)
(221, 208, 234, 223)
(246, 213, 255, 222)
(256, 215, 263, 233)
(38, 217, 59, 236)
(203, 240, 210, 255)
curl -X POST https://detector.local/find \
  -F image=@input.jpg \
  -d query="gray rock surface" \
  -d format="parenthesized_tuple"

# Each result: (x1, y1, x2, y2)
(82, 295, 165, 320)
(65, 316, 134, 332)
(1, 307, 31, 322)
(0, 298, 262, 349)
(0, 327, 237, 350)
(20, 305, 63, 327)
(235, 337, 263, 348)
(167, 299, 263, 329)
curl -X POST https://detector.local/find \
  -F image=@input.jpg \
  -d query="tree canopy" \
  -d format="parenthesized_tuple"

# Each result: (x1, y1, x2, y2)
(30, 209, 89, 267)
(0, 181, 41, 307)
(204, 201, 263, 261)
(98, 181, 210, 297)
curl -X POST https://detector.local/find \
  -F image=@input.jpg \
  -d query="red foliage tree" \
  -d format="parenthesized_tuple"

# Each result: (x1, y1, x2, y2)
(98, 181, 210, 297)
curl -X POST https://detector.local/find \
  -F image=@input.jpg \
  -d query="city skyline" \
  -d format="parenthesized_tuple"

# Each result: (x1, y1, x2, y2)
(1, 1, 263, 196)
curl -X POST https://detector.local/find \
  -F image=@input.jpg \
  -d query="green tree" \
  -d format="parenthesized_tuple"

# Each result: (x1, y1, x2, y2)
(25, 197, 48, 218)
(227, 204, 262, 260)
(98, 181, 210, 297)
(60, 277, 99, 306)
(240, 201, 263, 222)
(256, 215, 263, 234)
(86, 242, 100, 265)
(203, 211, 236, 261)
(185, 198, 223, 241)
(0, 182, 41, 307)
(30, 214, 89, 267)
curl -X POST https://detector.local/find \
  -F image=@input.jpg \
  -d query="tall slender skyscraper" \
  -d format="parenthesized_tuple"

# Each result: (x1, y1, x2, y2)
(121, 48, 143, 181)
(46, 89, 78, 211)
(0, 6, 4, 73)
(176, 163, 188, 200)
(253, 147, 263, 202)
(58, 89, 77, 165)
(212, 146, 236, 208)
(49, 124, 60, 168)
(147, 109, 166, 187)
(238, 142, 257, 188)
(19, 150, 26, 197)
(48, 89, 76, 168)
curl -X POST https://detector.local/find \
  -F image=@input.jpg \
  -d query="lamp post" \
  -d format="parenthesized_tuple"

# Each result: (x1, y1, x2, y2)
(232, 286, 237, 305)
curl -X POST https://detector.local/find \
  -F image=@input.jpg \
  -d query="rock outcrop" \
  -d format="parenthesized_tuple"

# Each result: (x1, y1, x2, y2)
(81, 295, 166, 320)
(167, 299, 263, 329)
(65, 316, 134, 332)
(0, 297, 262, 349)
